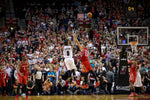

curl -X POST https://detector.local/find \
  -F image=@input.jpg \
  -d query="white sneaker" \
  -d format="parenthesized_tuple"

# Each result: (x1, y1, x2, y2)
(37, 93, 39, 96)
(21, 93, 26, 97)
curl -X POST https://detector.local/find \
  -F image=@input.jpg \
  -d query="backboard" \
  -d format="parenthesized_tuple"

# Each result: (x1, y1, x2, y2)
(117, 27, 149, 46)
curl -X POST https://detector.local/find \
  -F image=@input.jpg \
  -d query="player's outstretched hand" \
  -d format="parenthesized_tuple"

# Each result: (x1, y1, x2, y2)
(73, 33, 77, 41)
(73, 33, 76, 37)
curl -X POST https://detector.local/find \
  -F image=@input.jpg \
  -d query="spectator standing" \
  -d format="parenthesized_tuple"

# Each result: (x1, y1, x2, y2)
(47, 67, 56, 94)
(110, 56, 117, 69)
(4, 63, 12, 77)
(31, 65, 37, 81)
(35, 67, 43, 95)
(58, 60, 66, 76)
(4, 63, 12, 95)
(41, 67, 47, 82)
(105, 51, 111, 67)
(47, 67, 56, 83)
(106, 68, 114, 94)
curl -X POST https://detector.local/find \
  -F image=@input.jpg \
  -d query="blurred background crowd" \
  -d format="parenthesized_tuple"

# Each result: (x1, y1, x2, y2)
(0, 0, 150, 96)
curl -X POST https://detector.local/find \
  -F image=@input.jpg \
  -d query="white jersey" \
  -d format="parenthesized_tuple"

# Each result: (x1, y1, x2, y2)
(63, 46, 76, 71)
(63, 46, 73, 58)
(134, 65, 143, 87)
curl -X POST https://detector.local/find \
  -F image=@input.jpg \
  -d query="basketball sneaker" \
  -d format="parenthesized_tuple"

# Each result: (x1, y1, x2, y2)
(143, 93, 148, 96)
(15, 95, 18, 100)
(85, 84, 89, 88)
(95, 82, 100, 88)
(82, 84, 87, 89)
(133, 92, 138, 96)
(21, 93, 26, 97)
(129, 92, 134, 97)
(26, 95, 29, 100)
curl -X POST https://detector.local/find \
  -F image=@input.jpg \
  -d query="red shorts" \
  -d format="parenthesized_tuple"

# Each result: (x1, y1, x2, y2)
(17, 73, 27, 85)
(129, 71, 137, 83)
(0, 78, 6, 87)
(82, 61, 92, 72)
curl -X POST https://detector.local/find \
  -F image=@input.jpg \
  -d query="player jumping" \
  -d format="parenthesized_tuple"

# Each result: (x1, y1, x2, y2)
(133, 63, 148, 96)
(63, 39, 77, 82)
(73, 33, 100, 88)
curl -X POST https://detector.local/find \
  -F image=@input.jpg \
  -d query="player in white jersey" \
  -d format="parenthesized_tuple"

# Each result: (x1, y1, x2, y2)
(133, 63, 148, 96)
(63, 39, 76, 81)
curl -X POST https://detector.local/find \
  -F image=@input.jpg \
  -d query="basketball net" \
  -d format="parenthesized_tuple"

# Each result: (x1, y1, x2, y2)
(129, 41, 138, 52)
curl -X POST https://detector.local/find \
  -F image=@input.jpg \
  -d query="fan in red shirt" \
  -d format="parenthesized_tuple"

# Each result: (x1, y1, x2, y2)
(73, 33, 100, 89)
(129, 60, 138, 97)
(0, 66, 6, 96)
(15, 56, 29, 100)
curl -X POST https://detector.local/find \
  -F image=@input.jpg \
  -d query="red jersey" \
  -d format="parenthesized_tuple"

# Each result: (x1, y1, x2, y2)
(20, 61, 28, 76)
(130, 64, 137, 73)
(80, 48, 89, 62)
(0, 69, 5, 79)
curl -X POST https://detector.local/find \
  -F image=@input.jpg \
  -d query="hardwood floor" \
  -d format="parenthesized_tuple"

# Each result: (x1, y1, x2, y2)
(0, 95, 150, 100)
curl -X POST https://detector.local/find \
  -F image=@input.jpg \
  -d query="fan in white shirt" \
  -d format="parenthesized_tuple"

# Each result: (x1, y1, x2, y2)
(4, 64, 12, 77)
(36, 67, 42, 80)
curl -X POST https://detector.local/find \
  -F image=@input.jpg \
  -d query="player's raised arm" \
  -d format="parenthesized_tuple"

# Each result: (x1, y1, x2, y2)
(73, 33, 82, 51)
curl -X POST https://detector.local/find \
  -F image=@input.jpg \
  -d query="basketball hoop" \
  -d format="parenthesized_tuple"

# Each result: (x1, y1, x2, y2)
(129, 41, 138, 52)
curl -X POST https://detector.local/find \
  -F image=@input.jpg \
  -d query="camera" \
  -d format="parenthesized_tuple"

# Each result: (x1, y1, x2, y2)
(47, 79, 50, 82)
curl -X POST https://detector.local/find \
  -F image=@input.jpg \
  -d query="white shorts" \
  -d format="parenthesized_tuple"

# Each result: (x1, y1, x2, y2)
(133, 72, 143, 87)
(64, 58, 76, 71)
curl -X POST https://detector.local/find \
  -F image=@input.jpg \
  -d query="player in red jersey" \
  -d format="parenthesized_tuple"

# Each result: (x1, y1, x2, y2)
(0, 66, 6, 96)
(16, 56, 29, 100)
(73, 33, 100, 88)
(129, 61, 138, 97)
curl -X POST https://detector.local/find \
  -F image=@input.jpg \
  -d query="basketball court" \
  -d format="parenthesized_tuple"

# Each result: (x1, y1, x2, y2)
(0, 95, 150, 100)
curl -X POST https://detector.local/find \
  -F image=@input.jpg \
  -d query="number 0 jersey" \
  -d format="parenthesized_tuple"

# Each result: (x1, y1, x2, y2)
(63, 46, 73, 58)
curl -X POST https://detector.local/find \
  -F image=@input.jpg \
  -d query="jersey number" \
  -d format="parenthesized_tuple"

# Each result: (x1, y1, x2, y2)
(67, 51, 70, 56)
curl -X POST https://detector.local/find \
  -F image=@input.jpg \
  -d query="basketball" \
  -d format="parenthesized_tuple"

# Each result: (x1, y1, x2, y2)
(87, 12, 92, 18)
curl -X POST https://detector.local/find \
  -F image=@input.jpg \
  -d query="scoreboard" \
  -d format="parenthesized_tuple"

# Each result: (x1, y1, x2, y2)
(126, 6, 137, 19)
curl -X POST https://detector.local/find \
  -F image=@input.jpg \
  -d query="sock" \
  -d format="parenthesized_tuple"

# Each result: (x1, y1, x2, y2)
(24, 84, 27, 95)
(1, 87, 4, 95)
(17, 83, 22, 95)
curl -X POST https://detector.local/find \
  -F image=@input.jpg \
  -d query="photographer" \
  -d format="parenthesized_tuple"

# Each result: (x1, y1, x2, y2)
(43, 78, 53, 95)
(56, 76, 65, 95)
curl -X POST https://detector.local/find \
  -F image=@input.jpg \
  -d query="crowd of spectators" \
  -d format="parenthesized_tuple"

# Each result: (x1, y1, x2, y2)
(0, 0, 150, 96)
